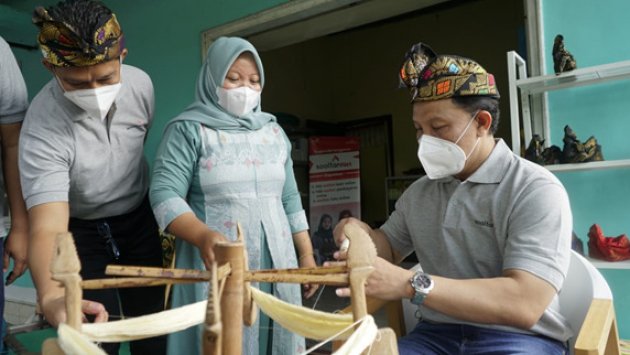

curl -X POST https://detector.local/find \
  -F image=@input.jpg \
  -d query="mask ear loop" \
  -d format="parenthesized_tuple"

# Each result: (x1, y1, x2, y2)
(117, 56, 123, 85)
(459, 110, 483, 160)
(454, 109, 481, 144)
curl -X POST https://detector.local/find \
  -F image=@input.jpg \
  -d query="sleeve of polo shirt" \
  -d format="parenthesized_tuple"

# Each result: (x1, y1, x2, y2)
(503, 181, 573, 291)
(279, 127, 308, 233)
(19, 110, 73, 209)
(380, 186, 415, 256)
(150, 120, 199, 231)
(142, 71, 155, 130)
(0, 37, 28, 124)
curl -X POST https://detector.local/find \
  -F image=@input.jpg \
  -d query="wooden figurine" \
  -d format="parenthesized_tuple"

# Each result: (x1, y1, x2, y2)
(553, 34, 577, 74)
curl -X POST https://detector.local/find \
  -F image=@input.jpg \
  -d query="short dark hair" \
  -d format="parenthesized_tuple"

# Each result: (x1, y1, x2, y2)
(451, 96, 500, 134)
(47, 0, 115, 43)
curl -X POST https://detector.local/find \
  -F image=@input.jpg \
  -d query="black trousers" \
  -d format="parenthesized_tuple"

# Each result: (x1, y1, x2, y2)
(69, 197, 166, 355)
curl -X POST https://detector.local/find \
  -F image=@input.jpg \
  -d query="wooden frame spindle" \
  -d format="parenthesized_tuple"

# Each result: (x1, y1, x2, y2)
(203, 261, 222, 355)
(213, 241, 244, 355)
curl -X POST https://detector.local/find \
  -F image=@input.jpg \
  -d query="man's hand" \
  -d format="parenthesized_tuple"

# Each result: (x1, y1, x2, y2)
(333, 256, 413, 301)
(42, 296, 108, 327)
(3, 228, 29, 285)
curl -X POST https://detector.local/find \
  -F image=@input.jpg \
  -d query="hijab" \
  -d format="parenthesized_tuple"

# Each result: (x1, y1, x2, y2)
(169, 36, 276, 131)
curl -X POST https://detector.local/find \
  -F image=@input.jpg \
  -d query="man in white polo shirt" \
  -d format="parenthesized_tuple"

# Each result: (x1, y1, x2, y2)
(334, 43, 573, 354)
(0, 34, 30, 353)
(19, 1, 165, 354)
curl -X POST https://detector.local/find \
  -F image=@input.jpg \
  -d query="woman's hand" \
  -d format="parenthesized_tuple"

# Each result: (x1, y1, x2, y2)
(292, 230, 320, 299)
(298, 253, 319, 298)
(195, 230, 229, 270)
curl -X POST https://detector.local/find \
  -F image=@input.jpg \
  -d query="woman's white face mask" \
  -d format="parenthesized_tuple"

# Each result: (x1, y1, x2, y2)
(417, 111, 481, 179)
(216, 86, 260, 117)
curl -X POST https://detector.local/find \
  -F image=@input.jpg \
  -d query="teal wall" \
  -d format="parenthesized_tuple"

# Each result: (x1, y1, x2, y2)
(543, 0, 630, 338)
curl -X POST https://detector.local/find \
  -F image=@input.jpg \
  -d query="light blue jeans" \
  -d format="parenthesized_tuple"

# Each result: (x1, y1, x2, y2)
(399, 322, 567, 355)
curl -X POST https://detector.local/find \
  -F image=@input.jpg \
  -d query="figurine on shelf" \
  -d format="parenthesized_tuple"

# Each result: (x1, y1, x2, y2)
(561, 125, 587, 163)
(524, 134, 545, 164)
(542, 145, 562, 165)
(552, 34, 577, 75)
(561, 125, 604, 163)
(582, 135, 605, 162)
(524, 134, 563, 166)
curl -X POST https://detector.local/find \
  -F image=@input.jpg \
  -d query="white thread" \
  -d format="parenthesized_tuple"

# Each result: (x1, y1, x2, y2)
(81, 300, 206, 342)
(57, 323, 107, 354)
(300, 316, 377, 355)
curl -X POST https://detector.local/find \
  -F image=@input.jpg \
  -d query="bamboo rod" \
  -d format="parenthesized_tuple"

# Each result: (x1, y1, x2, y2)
(106, 264, 232, 281)
(213, 241, 244, 355)
(248, 265, 347, 275)
(237, 223, 256, 327)
(203, 261, 222, 355)
(107, 264, 345, 277)
(81, 277, 199, 289)
(106, 264, 348, 285)
(248, 273, 348, 285)
(83, 273, 348, 289)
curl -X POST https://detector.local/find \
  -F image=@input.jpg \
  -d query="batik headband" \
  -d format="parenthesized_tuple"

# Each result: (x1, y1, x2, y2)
(33, 6, 125, 67)
(399, 42, 500, 101)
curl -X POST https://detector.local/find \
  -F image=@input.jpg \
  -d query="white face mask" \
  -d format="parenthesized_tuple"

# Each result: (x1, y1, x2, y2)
(216, 86, 261, 117)
(62, 83, 122, 121)
(417, 111, 481, 179)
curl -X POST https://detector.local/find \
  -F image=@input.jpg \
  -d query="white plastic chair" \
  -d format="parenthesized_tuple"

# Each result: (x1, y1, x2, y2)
(401, 251, 621, 355)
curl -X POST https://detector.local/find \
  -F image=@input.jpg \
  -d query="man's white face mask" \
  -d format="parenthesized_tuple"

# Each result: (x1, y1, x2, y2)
(57, 58, 123, 121)
(417, 111, 481, 179)
(62, 83, 122, 121)
(216, 86, 261, 117)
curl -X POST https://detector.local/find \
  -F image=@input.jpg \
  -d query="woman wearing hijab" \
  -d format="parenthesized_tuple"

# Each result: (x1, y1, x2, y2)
(150, 37, 317, 355)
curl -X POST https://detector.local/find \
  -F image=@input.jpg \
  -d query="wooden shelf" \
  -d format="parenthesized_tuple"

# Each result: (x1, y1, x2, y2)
(544, 159, 630, 172)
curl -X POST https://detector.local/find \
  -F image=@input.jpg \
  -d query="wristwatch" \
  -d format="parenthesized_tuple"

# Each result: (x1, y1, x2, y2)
(409, 271, 434, 305)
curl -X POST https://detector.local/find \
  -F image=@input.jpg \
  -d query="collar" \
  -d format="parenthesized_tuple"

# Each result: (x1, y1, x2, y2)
(465, 139, 513, 184)
(50, 80, 86, 122)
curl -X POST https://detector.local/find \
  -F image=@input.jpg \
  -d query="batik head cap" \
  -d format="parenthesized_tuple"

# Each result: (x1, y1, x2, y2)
(399, 42, 500, 102)
(33, 6, 125, 67)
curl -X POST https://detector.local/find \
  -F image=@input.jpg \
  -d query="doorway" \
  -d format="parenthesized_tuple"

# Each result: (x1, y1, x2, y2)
(202, 0, 526, 225)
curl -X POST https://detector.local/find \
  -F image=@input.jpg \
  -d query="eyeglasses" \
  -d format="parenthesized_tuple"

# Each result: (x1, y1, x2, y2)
(97, 222, 120, 261)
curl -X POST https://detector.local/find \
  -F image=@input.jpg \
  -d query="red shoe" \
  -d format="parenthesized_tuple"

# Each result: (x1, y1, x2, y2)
(588, 224, 630, 261)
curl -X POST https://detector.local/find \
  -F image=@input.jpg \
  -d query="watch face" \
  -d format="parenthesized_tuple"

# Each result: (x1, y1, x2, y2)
(413, 272, 432, 289)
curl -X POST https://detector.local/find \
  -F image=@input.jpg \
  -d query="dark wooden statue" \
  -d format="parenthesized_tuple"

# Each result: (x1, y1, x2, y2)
(552, 34, 577, 75)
